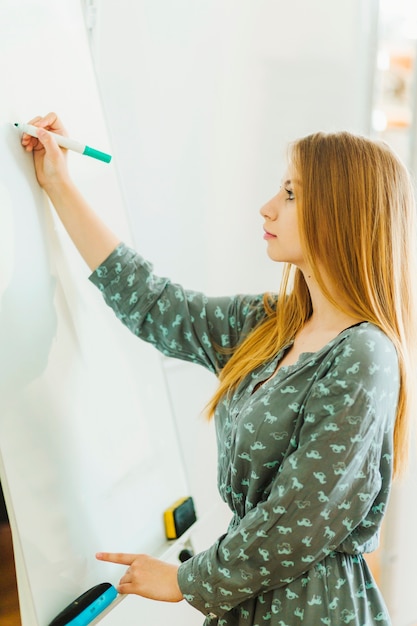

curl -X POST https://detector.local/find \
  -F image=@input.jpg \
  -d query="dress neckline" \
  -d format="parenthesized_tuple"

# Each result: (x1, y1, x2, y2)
(250, 321, 367, 395)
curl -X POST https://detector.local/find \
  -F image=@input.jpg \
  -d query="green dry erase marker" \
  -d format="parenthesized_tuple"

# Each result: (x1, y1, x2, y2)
(14, 122, 112, 163)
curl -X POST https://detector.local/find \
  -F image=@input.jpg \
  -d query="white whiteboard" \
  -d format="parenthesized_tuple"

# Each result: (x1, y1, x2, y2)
(0, 2, 188, 625)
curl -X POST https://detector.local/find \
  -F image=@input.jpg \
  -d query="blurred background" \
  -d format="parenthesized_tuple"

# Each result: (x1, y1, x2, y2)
(1, 1, 416, 624)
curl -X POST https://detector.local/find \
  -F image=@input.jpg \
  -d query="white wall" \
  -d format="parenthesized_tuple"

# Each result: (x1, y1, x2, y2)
(89, 0, 376, 294)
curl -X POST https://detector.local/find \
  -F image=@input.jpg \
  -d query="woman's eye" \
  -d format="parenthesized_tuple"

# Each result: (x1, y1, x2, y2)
(285, 188, 295, 201)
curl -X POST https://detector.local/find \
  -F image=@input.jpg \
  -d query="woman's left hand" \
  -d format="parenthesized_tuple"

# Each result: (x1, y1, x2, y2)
(96, 552, 184, 602)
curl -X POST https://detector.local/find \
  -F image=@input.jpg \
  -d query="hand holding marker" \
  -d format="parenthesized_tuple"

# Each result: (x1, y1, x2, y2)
(14, 122, 112, 163)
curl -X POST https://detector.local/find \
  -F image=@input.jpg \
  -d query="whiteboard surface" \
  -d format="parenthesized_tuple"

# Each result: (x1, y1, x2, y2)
(0, 2, 188, 625)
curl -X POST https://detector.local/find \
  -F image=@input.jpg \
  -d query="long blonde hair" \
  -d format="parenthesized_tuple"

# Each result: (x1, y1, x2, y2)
(207, 131, 417, 477)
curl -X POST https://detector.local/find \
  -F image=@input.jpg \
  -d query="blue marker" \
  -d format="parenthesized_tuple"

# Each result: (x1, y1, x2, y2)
(48, 582, 118, 626)
(14, 122, 112, 163)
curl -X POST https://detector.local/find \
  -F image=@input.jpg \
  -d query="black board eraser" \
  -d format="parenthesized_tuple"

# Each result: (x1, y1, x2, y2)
(164, 496, 197, 539)
(47, 582, 118, 626)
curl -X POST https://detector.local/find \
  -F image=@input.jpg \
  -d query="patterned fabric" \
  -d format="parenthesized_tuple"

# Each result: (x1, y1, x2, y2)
(89, 243, 398, 625)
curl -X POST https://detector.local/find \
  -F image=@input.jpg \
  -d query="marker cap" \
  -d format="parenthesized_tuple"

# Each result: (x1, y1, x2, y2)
(83, 145, 112, 163)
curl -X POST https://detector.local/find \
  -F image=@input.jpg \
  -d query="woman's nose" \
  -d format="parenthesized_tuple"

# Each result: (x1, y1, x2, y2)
(260, 196, 276, 220)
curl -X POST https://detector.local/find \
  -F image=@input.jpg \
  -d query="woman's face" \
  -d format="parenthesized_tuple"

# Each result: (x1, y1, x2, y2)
(259, 169, 304, 268)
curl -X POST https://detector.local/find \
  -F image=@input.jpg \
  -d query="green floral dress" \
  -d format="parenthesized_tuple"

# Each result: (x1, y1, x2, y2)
(90, 244, 398, 626)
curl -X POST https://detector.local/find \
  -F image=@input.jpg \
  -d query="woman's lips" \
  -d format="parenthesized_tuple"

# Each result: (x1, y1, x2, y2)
(263, 229, 277, 240)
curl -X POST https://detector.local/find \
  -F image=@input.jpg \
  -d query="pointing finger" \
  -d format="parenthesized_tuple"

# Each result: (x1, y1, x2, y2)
(96, 552, 137, 565)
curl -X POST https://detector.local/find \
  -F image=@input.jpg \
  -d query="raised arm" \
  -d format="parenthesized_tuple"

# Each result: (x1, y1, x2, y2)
(21, 112, 120, 271)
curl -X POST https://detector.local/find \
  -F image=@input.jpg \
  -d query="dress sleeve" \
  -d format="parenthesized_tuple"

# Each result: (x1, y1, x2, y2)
(177, 331, 399, 617)
(88, 243, 267, 374)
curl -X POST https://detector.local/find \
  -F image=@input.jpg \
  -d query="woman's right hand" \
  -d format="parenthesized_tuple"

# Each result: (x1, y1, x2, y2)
(21, 112, 121, 271)
(21, 112, 71, 190)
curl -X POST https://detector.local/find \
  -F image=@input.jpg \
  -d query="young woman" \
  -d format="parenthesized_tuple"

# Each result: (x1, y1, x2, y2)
(22, 113, 417, 625)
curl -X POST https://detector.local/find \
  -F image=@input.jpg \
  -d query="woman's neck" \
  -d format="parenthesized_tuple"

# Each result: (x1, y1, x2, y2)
(301, 267, 362, 334)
